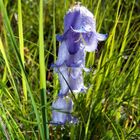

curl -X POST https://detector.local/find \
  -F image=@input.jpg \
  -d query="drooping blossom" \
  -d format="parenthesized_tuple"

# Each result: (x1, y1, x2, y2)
(51, 97, 73, 124)
(54, 4, 107, 96)
(56, 4, 107, 54)
(56, 66, 86, 97)
(51, 3, 107, 124)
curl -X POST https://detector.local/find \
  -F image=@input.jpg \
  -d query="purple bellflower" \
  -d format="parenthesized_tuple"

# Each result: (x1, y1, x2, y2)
(57, 4, 107, 53)
(55, 4, 107, 96)
(51, 3, 107, 124)
(51, 97, 73, 125)
(56, 66, 86, 97)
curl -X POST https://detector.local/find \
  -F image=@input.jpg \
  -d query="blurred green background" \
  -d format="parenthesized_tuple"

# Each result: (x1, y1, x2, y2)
(0, 0, 140, 139)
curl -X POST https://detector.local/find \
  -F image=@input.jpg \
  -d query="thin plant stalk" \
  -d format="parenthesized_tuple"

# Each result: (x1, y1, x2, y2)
(39, 0, 49, 139)
(18, 0, 28, 103)
(52, 0, 59, 98)
(0, 1, 44, 139)
(0, 38, 20, 105)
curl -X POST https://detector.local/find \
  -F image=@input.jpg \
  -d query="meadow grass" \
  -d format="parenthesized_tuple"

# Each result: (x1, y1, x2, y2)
(0, 0, 140, 140)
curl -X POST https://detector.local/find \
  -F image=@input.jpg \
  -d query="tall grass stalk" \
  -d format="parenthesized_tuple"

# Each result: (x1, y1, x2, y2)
(0, 38, 20, 105)
(52, 0, 59, 98)
(39, 0, 49, 139)
(117, 0, 135, 67)
(18, 0, 27, 103)
(0, 1, 44, 139)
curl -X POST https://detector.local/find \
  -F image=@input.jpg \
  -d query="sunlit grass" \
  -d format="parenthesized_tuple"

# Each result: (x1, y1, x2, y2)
(0, 0, 139, 139)
(39, 0, 49, 139)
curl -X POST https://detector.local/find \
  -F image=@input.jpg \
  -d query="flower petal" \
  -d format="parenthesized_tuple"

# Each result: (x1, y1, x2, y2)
(51, 97, 73, 124)
(69, 67, 85, 92)
(56, 34, 64, 42)
(64, 6, 81, 33)
(67, 115, 78, 124)
(52, 97, 67, 110)
(55, 41, 69, 66)
(65, 45, 85, 67)
(58, 66, 69, 96)
(64, 5, 96, 33)
(96, 33, 108, 41)
(52, 97, 68, 124)
(82, 32, 98, 52)
(65, 29, 81, 54)
(65, 96, 73, 112)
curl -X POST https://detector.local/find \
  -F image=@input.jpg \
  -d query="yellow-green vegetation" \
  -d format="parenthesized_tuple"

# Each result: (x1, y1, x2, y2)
(0, 0, 139, 139)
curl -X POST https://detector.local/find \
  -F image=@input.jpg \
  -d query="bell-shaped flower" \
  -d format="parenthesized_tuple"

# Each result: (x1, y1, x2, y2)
(57, 4, 107, 54)
(64, 4, 96, 33)
(57, 66, 69, 96)
(57, 66, 86, 96)
(51, 97, 73, 124)
(51, 3, 107, 125)
(55, 41, 85, 68)
(69, 67, 86, 92)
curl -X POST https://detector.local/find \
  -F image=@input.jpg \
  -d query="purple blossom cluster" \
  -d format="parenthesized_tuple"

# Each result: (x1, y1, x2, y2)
(51, 3, 107, 125)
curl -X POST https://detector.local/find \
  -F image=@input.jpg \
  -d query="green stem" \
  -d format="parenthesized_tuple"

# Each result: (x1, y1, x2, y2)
(39, 0, 49, 139)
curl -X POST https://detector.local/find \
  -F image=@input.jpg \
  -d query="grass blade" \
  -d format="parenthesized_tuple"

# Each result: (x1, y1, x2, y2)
(18, 0, 27, 102)
(0, 1, 44, 139)
(39, 0, 49, 139)
(0, 38, 20, 104)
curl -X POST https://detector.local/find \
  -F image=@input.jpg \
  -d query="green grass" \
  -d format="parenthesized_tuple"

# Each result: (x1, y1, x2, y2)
(39, 0, 49, 139)
(0, 0, 140, 139)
